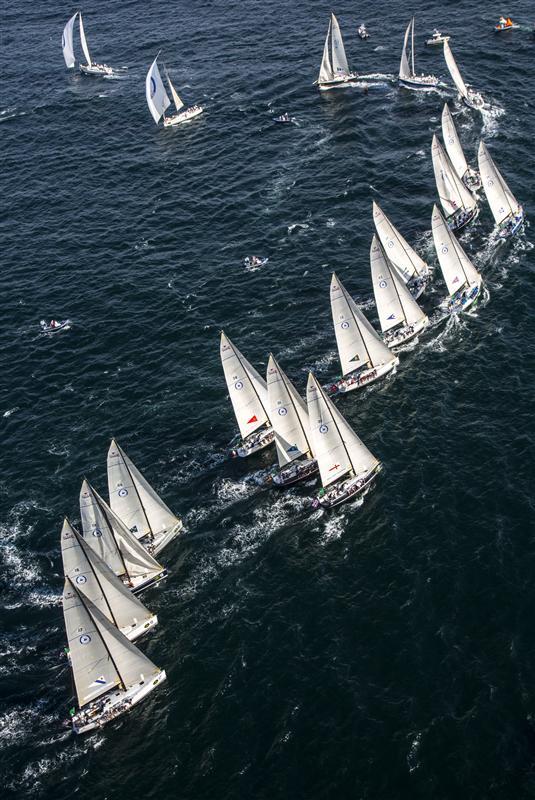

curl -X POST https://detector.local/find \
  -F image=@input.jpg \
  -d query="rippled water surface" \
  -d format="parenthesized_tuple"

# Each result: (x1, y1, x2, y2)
(1, 1, 535, 798)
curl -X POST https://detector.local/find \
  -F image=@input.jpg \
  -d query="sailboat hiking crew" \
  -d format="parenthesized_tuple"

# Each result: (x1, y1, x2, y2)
(315, 13, 359, 90)
(146, 54, 204, 127)
(62, 12, 113, 76)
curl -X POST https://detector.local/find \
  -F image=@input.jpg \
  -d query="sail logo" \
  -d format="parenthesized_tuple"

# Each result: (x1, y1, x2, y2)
(387, 314, 396, 320)
(329, 464, 340, 471)
(247, 415, 258, 424)
(453, 276, 460, 284)
(388, 241, 394, 248)
(150, 77, 157, 98)
(90, 676, 107, 687)
(92, 529, 103, 537)
(287, 445, 299, 453)
(379, 280, 387, 289)
(319, 424, 329, 434)
(79, 634, 91, 645)
(278, 408, 288, 416)
(442, 246, 449, 254)
(341, 321, 350, 329)
(234, 380, 244, 390)
(75, 575, 87, 585)
(118, 488, 129, 497)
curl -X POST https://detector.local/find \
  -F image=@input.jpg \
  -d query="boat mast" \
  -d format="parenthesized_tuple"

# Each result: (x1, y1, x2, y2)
(70, 522, 119, 628)
(115, 443, 154, 541)
(383, 251, 408, 327)
(314, 376, 355, 480)
(278, 366, 313, 458)
(93, 490, 132, 585)
(339, 280, 373, 367)
(230, 340, 271, 424)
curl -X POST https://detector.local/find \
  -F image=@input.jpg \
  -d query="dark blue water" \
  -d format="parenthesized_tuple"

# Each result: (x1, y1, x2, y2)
(1, 1, 535, 797)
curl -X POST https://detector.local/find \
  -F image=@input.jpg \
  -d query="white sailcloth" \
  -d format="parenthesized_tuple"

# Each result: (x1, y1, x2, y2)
(432, 134, 477, 219)
(220, 332, 270, 439)
(80, 481, 163, 582)
(61, 519, 155, 638)
(330, 273, 393, 376)
(330, 13, 349, 76)
(62, 13, 77, 68)
(432, 205, 481, 295)
(372, 201, 428, 281)
(370, 236, 425, 333)
(146, 56, 171, 124)
(399, 18, 413, 81)
(78, 13, 92, 66)
(477, 141, 520, 226)
(306, 373, 379, 488)
(63, 580, 160, 708)
(443, 40, 469, 101)
(441, 103, 469, 182)
(107, 440, 180, 540)
(318, 20, 333, 83)
(164, 68, 184, 112)
(267, 355, 312, 467)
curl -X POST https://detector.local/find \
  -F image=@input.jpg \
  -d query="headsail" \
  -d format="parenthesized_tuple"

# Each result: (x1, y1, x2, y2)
(318, 19, 333, 83)
(441, 103, 469, 182)
(61, 519, 155, 639)
(432, 134, 477, 219)
(370, 236, 425, 333)
(62, 13, 77, 69)
(399, 19, 413, 81)
(432, 205, 481, 295)
(267, 355, 312, 467)
(330, 13, 349, 76)
(164, 67, 184, 112)
(306, 373, 379, 488)
(443, 40, 469, 101)
(220, 332, 270, 439)
(78, 13, 92, 67)
(107, 440, 180, 541)
(330, 273, 393, 376)
(477, 141, 520, 226)
(146, 55, 171, 124)
(372, 201, 428, 281)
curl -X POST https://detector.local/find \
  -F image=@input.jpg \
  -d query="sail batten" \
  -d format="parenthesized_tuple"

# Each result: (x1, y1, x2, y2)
(267, 355, 312, 467)
(432, 205, 481, 295)
(477, 142, 520, 226)
(372, 201, 428, 281)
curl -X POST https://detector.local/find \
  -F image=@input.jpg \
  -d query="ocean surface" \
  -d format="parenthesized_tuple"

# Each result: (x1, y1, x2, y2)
(1, 1, 534, 797)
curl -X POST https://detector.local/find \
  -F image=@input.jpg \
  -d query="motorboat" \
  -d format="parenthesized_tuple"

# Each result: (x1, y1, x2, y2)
(40, 319, 71, 334)
(494, 16, 519, 31)
(426, 29, 450, 46)
(244, 256, 268, 269)
(357, 24, 370, 40)
(273, 113, 295, 124)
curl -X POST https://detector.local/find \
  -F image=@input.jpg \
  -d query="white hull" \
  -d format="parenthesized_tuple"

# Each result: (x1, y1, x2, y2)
(426, 35, 450, 46)
(80, 63, 113, 77)
(384, 316, 428, 349)
(315, 465, 381, 509)
(143, 520, 183, 557)
(272, 458, 319, 487)
(317, 73, 360, 91)
(163, 106, 204, 126)
(498, 209, 524, 239)
(72, 670, 166, 734)
(231, 427, 274, 458)
(444, 281, 481, 314)
(461, 91, 484, 110)
(40, 320, 71, 334)
(129, 568, 167, 595)
(329, 358, 398, 396)
(399, 75, 439, 90)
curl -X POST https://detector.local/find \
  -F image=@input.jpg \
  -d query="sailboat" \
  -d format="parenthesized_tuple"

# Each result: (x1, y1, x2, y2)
(61, 519, 157, 642)
(372, 201, 430, 298)
(62, 12, 113, 76)
(79, 480, 167, 593)
(220, 332, 274, 457)
(432, 134, 479, 231)
(107, 440, 183, 556)
(398, 18, 439, 90)
(146, 54, 204, 127)
(431, 205, 483, 313)
(441, 103, 481, 191)
(329, 273, 399, 396)
(63, 578, 166, 734)
(370, 236, 428, 348)
(266, 355, 318, 487)
(443, 40, 483, 110)
(307, 373, 381, 509)
(477, 142, 524, 238)
(315, 13, 358, 91)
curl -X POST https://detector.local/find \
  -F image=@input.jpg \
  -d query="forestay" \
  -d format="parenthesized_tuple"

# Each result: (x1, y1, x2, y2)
(432, 135, 476, 218)
(146, 56, 171, 124)
(62, 13, 77, 68)
(307, 373, 378, 488)
(330, 273, 393, 376)
(78, 13, 92, 66)
(330, 13, 349, 76)
(267, 355, 312, 467)
(477, 142, 520, 226)
(107, 439, 179, 540)
(432, 205, 481, 295)
(370, 236, 425, 333)
(443, 40, 468, 100)
(220, 332, 270, 439)
(441, 103, 469, 181)
(372, 201, 428, 281)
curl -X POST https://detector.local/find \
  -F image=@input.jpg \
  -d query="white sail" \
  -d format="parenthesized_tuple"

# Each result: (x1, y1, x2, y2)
(306, 373, 379, 488)
(164, 68, 184, 112)
(330, 273, 394, 376)
(64, 580, 160, 709)
(432, 134, 477, 219)
(330, 13, 349, 76)
(146, 55, 171, 125)
(443, 40, 468, 101)
(318, 20, 333, 83)
(441, 103, 469, 182)
(62, 13, 77, 69)
(372, 201, 428, 281)
(78, 13, 92, 67)
(432, 205, 481, 295)
(399, 18, 412, 80)
(107, 440, 180, 541)
(220, 332, 270, 439)
(477, 141, 520, 226)
(80, 481, 164, 582)
(370, 236, 425, 332)
(61, 519, 155, 639)
(267, 355, 312, 467)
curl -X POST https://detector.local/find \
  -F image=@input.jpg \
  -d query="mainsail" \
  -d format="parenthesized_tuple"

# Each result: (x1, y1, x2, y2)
(146, 55, 171, 124)
(61, 519, 156, 640)
(443, 40, 469, 101)
(370, 236, 425, 333)
(62, 13, 77, 69)
(318, 19, 333, 83)
(267, 355, 313, 467)
(306, 373, 379, 488)
(477, 141, 520, 226)
(63, 579, 161, 709)
(330, 13, 349, 76)
(372, 201, 428, 282)
(78, 13, 92, 67)
(399, 18, 413, 81)
(330, 273, 394, 376)
(220, 331, 271, 439)
(432, 134, 477, 220)
(441, 103, 469, 182)
(107, 440, 180, 541)
(80, 480, 164, 583)
(432, 205, 481, 295)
